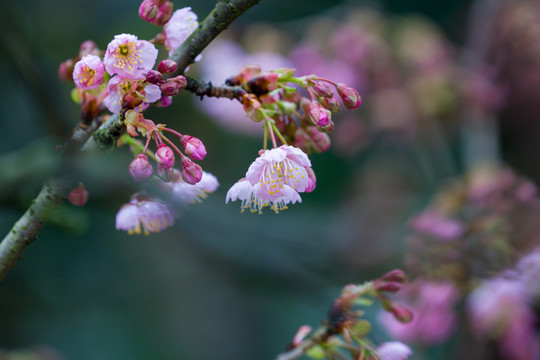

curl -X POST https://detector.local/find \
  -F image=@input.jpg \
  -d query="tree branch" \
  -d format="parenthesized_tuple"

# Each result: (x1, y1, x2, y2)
(0, 0, 260, 282)
(184, 76, 247, 100)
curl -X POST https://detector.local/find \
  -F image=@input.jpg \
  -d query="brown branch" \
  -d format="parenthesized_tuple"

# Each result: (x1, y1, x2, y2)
(184, 76, 247, 100)
(0, 0, 261, 282)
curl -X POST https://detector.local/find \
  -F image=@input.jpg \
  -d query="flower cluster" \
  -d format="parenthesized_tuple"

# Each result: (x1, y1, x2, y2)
(225, 65, 360, 213)
(286, 269, 412, 360)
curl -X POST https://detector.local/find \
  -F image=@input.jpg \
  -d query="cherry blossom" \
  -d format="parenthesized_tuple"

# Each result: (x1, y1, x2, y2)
(72, 54, 105, 90)
(115, 194, 175, 234)
(104, 33, 158, 79)
(163, 7, 199, 56)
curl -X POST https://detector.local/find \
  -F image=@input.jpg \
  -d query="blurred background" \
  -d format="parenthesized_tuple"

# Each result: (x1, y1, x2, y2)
(2, 0, 540, 359)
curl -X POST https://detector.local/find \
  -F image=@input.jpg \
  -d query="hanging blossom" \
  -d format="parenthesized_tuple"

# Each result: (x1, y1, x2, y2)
(246, 145, 312, 201)
(160, 170, 219, 204)
(115, 193, 175, 235)
(226, 178, 301, 214)
(163, 7, 199, 56)
(72, 54, 105, 90)
(104, 33, 158, 79)
(103, 75, 162, 114)
(375, 342, 412, 360)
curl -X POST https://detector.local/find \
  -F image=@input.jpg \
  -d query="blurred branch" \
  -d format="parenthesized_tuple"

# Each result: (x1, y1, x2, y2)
(0, 0, 260, 282)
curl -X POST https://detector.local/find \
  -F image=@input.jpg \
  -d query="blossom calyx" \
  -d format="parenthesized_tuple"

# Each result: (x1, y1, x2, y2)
(242, 94, 264, 122)
(156, 144, 175, 169)
(337, 83, 361, 109)
(181, 135, 207, 160)
(181, 157, 203, 184)
(129, 154, 153, 181)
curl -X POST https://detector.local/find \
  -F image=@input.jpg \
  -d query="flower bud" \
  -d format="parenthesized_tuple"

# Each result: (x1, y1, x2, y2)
(304, 167, 316, 193)
(181, 135, 207, 160)
(160, 81, 180, 96)
(156, 95, 173, 108)
(380, 269, 407, 284)
(58, 59, 75, 82)
(145, 70, 162, 84)
(181, 157, 203, 185)
(69, 183, 88, 207)
(389, 304, 414, 324)
(374, 282, 403, 293)
(157, 59, 178, 74)
(156, 144, 175, 169)
(169, 75, 187, 89)
(129, 154, 153, 181)
(337, 83, 361, 109)
(306, 126, 331, 153)
(293, 128, 310, 153)
(323, 96, 341, 113)
(242, 94, 264, 122)
(313, 81, 335, 98)
(246, 73, 279, 95)
(153, 0, 174, 26)
(79, 40, 99, 57)
(139, 0, 159, 23)
(308, 101, 331, 127)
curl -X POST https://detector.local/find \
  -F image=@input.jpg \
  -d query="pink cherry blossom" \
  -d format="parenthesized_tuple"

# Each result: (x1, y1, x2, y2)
(103, 75, 161, 114)
(376, 342, 412, 360)
(163, 7, 199, 56)
(72, 54, 105, 90)
(226, 178, 301, 214)
(115, 194, 175, 234)
(246, 145, 311, 201)
(104, 33, 158, 79)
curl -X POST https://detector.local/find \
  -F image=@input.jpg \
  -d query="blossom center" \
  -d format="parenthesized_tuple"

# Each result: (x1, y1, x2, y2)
(77, 65, 96, 86)
(115, 41, 142, 72)
(259, 159, 305, 195)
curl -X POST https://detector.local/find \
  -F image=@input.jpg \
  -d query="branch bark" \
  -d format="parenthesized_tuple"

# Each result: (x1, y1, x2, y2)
(0, 0, 260, 282)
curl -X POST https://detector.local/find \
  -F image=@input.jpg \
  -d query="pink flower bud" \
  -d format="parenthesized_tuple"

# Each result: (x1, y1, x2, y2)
(129, 154, 153, 181)
(242, 94, 264, 122)
(304, 167, 316, 193)
(380, 269, 407, 284)
(145, 70, 162, 84)
(58, 59, 74, 82)
(68, 183, 88, 207)
(79, 40, 99, 57)
(157, 59, 178, 74)
(181, 157, 203, 185)
(306, 126, 331, 153)
(169, 75, 187, 89)
(139, 0, 159, 22)
(323, 97, 342, 113)
(308, 101, 331, 127)
(390, 304, 414, 324)
(337, 83, 361, 109)
(160, 81, 180, 96)
(375, 282, 403, 293)
(156, 95, 173, 107)
(313, 81, 335, 98)
(153, 0, 174, 26)
(156, 144, 175, 169)
(181, 135, 207, 160)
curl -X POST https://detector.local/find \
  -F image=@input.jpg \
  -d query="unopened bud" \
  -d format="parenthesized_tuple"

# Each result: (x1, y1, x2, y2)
(308, 101, 331, 127)
(69, 183, 89, 207)
(156, 144, 175, 169)
(306, 126, 331, 153)
(79, 40, 99, 57)
(380, 269, 407, 284)
(181, 157, 203, 185)
(58, 59, 75, 82)
(139, 0, 159, 22)
(169, 75, 187, 89)
(337, 83, 361, 109)
(313, 81, 335, 98)
(157, 59, 178, 74)
(160, 81, 180, 96)
(146, 70, 162, 84)
(323, 97, 341, 113)
(375, 282, 403, 293)
(293, 128, 310, 153)
(242, 94, 263, 122)
(246, 73, 279, 95)
(156, 95, 173, 108)
(181, 135, 207, 160)
(390, 304, 414, 324)
(153, 0, 174, 26)
(129, 154, 153, 181)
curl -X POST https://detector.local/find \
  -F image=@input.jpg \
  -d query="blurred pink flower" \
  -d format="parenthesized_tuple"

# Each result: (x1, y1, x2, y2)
(379, 281, 458, 344)
(409, 210, 465, 241)
(376, 342, 412, 360)
(115, 194, 175, 234)
(164, 7, 198, 56)
(167, 171, 219, 204)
